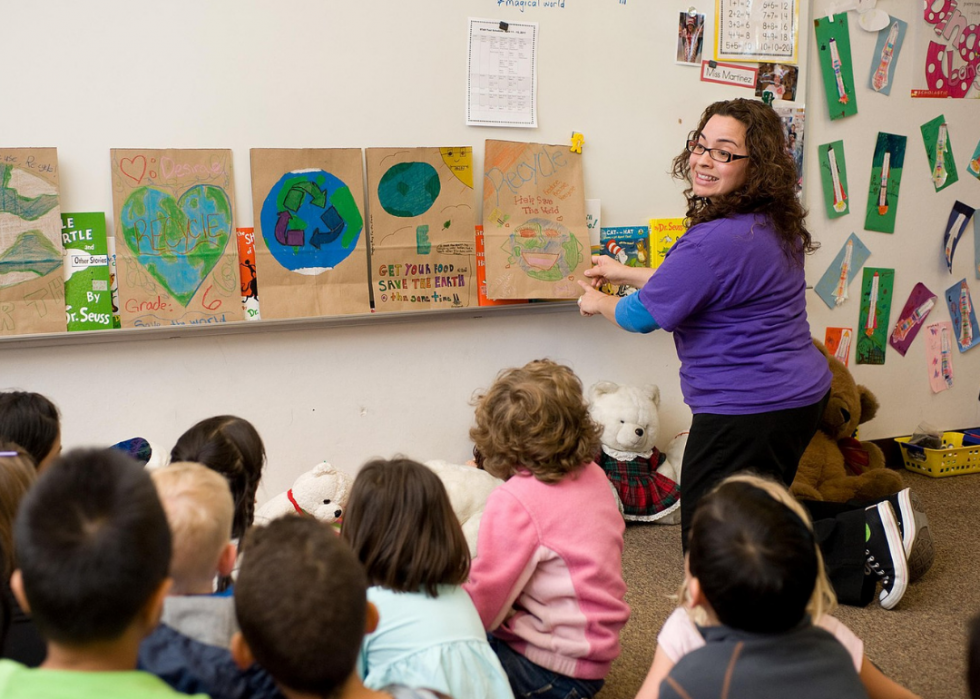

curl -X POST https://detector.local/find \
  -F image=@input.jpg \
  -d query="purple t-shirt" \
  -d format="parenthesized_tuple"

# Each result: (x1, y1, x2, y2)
(638, 213, 830, 415)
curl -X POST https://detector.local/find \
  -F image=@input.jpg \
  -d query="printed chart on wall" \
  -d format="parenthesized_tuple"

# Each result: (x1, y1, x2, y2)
(367, 147, 477, 312)
(482, 140, 588, 300)
(251, 149, 369, 319)
(110, 149, 242, 328)
(715, 0, 799, 64)
(913, 2, 980, 98)
(0, 148, 66, 336)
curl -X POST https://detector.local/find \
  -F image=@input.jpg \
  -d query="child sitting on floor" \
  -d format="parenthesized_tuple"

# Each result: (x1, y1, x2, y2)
(464, 359, 630, 699)
(656, 474, 870, 699)
(231, 517, 451, 699)
(0, 448, 205, 698)
(0, 391, 61, 473)
(637, 473, 921, 699)
(341, 458, 512, 699)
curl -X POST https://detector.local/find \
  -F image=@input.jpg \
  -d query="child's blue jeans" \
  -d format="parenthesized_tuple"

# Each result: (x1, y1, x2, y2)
(488, 635, 604, 699)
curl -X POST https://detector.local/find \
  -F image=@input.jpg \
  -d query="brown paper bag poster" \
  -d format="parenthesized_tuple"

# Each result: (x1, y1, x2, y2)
(366, 147, 478, 312)
(110, 149, 243, 328)
(0, 148, 67, 336)
(249, 149, 370, 319)
(482, 140, 588, 300)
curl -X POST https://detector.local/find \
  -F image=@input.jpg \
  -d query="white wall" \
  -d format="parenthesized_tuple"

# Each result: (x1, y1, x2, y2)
(4, 0, 976, 501)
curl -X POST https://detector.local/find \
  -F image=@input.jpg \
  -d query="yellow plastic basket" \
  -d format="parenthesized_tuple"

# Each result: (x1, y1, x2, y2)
(895, 432, 980, 478)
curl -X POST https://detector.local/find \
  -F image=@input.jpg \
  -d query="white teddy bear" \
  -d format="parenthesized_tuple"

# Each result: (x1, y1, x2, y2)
(589, 381, 682, 524)
(254, 462, 353, 526)
(424, 460, 504, 557)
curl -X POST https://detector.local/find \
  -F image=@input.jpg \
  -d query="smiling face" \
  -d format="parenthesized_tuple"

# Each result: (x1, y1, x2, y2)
(690, 115, 750, 199)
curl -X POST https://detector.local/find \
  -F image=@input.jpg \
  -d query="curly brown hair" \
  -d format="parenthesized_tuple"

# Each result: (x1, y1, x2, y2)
(470, 359, 600, 484)
(671, 98, 816, 259)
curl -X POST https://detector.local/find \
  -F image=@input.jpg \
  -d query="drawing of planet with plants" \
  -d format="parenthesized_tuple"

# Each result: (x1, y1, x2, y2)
(504, 218, 583, 282)
(260, 169, 363, 274)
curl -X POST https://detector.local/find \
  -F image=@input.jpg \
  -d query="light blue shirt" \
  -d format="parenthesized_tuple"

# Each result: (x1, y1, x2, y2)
(615, 292, 660, 333)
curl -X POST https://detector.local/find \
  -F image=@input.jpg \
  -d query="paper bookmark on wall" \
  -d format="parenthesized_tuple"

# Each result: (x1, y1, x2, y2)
(814, 233, 870, 309)
(857, 267, 893, 365)
(824, 327, 854, 366)
(868, 18, 906, 96)
(889, 283, 936, 357)
(924, 322, 954, 393)
(818, 141, 850, 218)
(864, 133, 906, 234)
(968, 138, 980, 180)
(921, 115, 958, 192)
(814, 13, 858, 120)
(944, 201, 975, 273)
(944, 279, 980, 353)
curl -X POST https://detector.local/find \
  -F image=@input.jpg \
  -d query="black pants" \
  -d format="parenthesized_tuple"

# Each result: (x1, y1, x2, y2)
(680, 391, 830, 550)
(804, 500, 878, 607)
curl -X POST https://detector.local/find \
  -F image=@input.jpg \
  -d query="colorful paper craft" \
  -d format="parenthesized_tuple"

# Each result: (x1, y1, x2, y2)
(814, 14, 858, 120)
(814, 233, 870, 309)
(889, 283, 936, 356)
(824, 327, 854, 366)
(944, 201, 975, 273)
(61, 212, 114, 332)
(975, 214, 980, 280)
(856, 267, 894, 365)
(864, 133, 907, 234)
(868, 18, 906, 96)
(111, 149, 243, 328)
(818, 141, 850, 218)
(0, 148, 66, 336)
(968, 138, 980, 180)
(367, 147, 477, 312)
(945, 279, 980, 352)
(482, 140, 588, 300)
(924, 322, 954, 393)
(920, 115, 958, 192)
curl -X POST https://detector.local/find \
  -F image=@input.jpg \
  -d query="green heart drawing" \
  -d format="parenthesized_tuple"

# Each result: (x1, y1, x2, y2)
(120, 184, 232, 306)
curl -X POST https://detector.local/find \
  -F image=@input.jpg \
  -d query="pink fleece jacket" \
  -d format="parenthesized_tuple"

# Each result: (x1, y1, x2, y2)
(464, 462, 630, 680)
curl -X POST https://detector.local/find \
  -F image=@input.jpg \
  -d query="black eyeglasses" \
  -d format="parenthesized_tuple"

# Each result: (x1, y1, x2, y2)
(686, 133, 749, 163)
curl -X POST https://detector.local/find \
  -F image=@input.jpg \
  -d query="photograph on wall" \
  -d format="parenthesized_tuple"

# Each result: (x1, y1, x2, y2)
(864, 132, 907, 234)
(482, 140, 588, 300)
(889, 283, 936, 357)
(367, 147, 477, 313)
(110, 148, 242, 328)
(912, 3, 980, 98)
(251, 149, 369, 319)
(754, 63, 799, 101)
(677, 10, 706, 65)
(924, 321, 955, 392)
(818, 140, 850, 218)
(0, 147, 66, 336)
(774, 105, 805, 196)
(869, 17, 907, 95)
(814, 13, 858, 120)
(856, 267, 894, 365)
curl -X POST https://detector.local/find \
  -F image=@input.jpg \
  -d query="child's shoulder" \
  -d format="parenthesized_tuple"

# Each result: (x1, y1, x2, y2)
(380, 685, 453, 699)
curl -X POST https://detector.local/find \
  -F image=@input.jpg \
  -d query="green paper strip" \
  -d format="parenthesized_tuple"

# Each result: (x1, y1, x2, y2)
(864, 132, 906, 234)
(857, 267, 894, 365)
(920, 114, 958, 192)
(814, 14, 859, 120)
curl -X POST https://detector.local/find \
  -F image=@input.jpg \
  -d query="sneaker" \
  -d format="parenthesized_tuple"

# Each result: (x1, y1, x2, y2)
(865, 501, 909, 610)
(886, 488, 935, 582)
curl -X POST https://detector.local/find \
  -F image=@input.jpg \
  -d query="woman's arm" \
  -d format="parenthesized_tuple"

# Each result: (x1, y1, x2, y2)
(859, 657, 921, 699)
(634, 644, 675, 699)
(577, 283, 660, 333)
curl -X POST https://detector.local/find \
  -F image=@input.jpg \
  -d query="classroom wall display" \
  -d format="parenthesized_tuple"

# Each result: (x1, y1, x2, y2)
(482, 140, 588, 300)
(774, 105, 805, 196)
(921, 115, 958, 192)
(0, 148, 66, 336)
(864, 132, 907, 234)
(61, 212, 114, 332)
(677, 10, 706, 65)
(856, 267, 893, 365)
(944, 201, 975, 273)
(111, 149, 243, 328)
(924, 321, 955, 392)
(814, 13, 858, 120)
(824, 327, 853, 365)
(366, 147, 477, 312)
(716, 0, 800, 64)
(969, 138, 980, 179)
(868, 17, 906, 95)
(814, 233, 870, 309)
(755, 63, 799, 101)
(818, 140, 849, 218)
(913, 2, 980, 99)
(889, 283, 936, 357)
(945, 279, 980, 352)
(250, 149, 369, 319)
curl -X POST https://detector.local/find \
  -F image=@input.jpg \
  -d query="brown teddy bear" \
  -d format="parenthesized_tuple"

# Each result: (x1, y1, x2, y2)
(791, 340, 905, 502)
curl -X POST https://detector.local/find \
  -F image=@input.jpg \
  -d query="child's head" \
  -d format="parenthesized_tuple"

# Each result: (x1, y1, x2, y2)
(470, 359, 600, 484)
(0, 391, 61, 472)
(0, 443, 36, 579)
(170, 415, 265, 541)
(151, 461, 236, 594)
(342, 457, 469, 597)
(687, 474, 822, 634)
(234, 517, 369, 697)
(12, 448, 171, 647)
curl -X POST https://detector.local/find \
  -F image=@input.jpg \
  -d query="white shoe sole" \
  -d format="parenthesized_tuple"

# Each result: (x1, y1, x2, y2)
(876, 502, 909, 610)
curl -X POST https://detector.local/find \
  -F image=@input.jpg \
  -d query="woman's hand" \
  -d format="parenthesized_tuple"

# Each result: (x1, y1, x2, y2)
(583, 255, 656, 290)
(576, 281, 620, 325)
